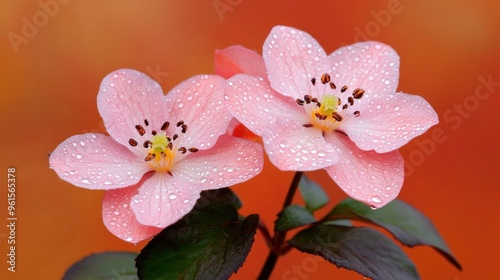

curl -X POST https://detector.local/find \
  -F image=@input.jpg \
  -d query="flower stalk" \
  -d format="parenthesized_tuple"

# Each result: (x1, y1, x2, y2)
(258, 171, 303, 280)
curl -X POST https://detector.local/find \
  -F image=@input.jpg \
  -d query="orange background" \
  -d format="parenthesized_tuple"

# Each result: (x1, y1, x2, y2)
(1, 0, 499, 279)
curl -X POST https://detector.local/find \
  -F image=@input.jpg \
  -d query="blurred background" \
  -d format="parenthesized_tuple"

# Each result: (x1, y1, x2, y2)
(1, 0, 499, 279)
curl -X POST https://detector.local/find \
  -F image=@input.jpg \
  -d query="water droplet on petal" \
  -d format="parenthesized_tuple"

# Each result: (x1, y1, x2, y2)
(371, 195, 382, 204)
(279, 140, 288, 148)
(126, 237, 133, 242)
(169, 194, 177, 199)
(113, 211, 120, 215)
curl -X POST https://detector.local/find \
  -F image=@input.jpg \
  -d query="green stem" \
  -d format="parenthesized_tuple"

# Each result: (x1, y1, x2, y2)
(257, 171, 303, 280)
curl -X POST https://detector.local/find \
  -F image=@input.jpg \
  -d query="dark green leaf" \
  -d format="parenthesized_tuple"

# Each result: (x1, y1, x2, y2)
(63, 251, 138, 280)
(298, 175, 329, 212)
(322, 219, 352, 227)
(193, 187, 242, 210)
(136, 190, 259, 280)
(289, 225, 419, 280)
(275, 204, 316, 231)
(323, 198, 461, 270)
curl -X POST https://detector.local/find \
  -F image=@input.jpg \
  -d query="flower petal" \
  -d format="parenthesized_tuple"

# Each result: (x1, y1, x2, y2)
(225, 74, 304, 136)
(130, 172, 199, 228)
(343, 92, 439, 153)
(165, 75, 231, 150)
(215, 45, 267, 79)
(325, 41, 400, 103)
(225, 118, 260, 142)
(49, 133, 148, 190)
(263, 25, 328, 99)
(97, 69, 169, 151)
(172, 135, 263, 188)
(324, 133, 404, 208)
(263, 118, 340, 171)
(102, 181, 162, 243)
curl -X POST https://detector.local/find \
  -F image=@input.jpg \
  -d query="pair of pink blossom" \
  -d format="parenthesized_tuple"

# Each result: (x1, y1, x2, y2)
(217, 26, 438, 208)
(50, 70, 263, 243)
(50, 25, 438, 243)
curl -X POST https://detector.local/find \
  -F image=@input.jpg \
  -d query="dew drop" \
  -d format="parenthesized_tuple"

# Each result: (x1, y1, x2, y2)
(82, 179, 90, 184)
(126, 237, 133, 242)
(113, 211, 120, 215)
(371, 195, 382, 204)
(80, 141, 86, 146)
(183, 199, 190, 204)
(279, 140, 288, 149)
(169, 194, 177, 199)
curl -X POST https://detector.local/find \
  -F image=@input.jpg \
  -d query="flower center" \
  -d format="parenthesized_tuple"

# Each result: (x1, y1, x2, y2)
(296, 73, 364, 133)
(128, 119, 199, 174)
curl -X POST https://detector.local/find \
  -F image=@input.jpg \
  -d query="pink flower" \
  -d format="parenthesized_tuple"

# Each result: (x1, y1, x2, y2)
(215, 45, 265, 142)
(49, 69, 263, 243)
(224, 26, 438, 208)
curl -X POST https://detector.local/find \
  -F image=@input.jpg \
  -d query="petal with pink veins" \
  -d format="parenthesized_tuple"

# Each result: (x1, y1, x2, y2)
(130, 172, 200, 228)
(165, 75, 231, 150)
(324, 41, 400, 103)
(49, 133, 149, 190)
(324, 133, 404, 208)
(97, 69, 169, 150)
(263, 26, 330, 100)
(342, 92, 439, 153)
(215, 45, 267, 79)
(172, 135, 263, 188)
(102, 181, 162, 243)
(263, 118, 340, 171)
(225, 74, 304, 136)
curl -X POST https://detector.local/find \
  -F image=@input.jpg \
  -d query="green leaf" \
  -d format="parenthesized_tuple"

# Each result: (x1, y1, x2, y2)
(289, 225, 419, 280)
(63, 251, 138, 280)
(136, 190, 259, 280)
(298, 175, 329, 212)
(323, 198, 461, 270)
(275, 204, 316, 231)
